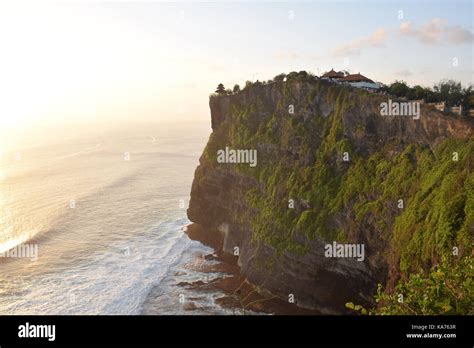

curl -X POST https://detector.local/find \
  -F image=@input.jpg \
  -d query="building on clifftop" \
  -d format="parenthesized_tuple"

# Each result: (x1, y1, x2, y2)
(320, 69, 345, 81)
(339, 72, 380, 91)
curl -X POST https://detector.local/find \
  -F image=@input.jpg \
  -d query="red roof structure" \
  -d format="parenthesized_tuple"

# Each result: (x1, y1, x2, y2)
(321, 69, 345, 79)
(339, 73, 374, 83)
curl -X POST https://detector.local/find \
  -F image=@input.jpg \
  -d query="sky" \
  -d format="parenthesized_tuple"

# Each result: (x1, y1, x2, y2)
(0, 0, 472, 147)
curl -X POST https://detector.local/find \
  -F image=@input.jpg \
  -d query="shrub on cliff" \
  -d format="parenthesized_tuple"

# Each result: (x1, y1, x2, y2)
(203, 78, 472, 315)
(347, 256, 473, 315)
(273, 73, 286, 82)
(285, 70, 317, 83)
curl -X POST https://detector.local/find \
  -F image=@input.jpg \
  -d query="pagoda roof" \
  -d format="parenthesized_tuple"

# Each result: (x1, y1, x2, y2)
(321, 69, 345, 78)
(340, 73, 374, 83)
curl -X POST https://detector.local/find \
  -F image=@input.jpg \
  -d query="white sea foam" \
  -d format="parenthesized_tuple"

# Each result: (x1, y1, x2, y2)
(0, 123, 211, 315)
(2, 220, 193, 314)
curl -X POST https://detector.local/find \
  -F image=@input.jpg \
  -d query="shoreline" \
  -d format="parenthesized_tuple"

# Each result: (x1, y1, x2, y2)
(182, 223, 320, 315)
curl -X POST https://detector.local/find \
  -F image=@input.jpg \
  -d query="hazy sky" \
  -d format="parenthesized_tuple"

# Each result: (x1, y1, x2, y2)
(0, 0, 472, 143)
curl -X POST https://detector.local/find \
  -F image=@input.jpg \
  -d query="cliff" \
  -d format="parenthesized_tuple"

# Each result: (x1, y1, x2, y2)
(187, 75, 474, 314)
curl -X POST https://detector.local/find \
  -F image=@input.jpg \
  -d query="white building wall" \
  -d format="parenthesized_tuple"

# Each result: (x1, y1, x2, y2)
(348, 81, 380, 89)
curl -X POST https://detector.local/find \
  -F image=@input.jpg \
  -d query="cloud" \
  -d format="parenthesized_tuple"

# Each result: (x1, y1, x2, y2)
(330, 18, 472, 58)
(399, 22, 413, 36)
(399, 18, 473, 45)
(332, 28, 387, 57)
(446, 25, 474, 44)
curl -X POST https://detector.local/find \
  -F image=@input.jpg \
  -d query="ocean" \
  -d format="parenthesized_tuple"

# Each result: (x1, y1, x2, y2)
(0, 122, 232, 315)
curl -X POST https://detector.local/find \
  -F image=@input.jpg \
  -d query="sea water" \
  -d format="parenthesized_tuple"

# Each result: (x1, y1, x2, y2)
(0, 122, 230, 315)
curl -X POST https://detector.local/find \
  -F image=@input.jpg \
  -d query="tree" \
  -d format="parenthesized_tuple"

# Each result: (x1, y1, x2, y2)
(298, 70, 308, 78)
(423, 87, 437, 103)
(388, 80, 410, 98)
(215, 83, 226, 95)
(465, 87, 474, 108)
(233, 84, 241, 94)
(286, 71, 299, 81)
(383, 79, 472, 107)
(410, 85, 426, 100)
(273, 73, 286, 82)
(434, 80, 463, 106)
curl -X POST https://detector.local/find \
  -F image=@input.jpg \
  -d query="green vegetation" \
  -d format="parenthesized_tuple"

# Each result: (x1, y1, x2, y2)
(382, 79, 473, 108)
(346, 256, 473, 315)
(206, 78, 473, 259)
(215, 83, 226, 95)
(205, 76, 473, 313)
(217, 72, 473, 110)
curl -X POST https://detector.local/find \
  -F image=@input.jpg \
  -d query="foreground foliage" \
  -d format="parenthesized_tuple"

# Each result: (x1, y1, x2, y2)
(347, 256, 473, 315)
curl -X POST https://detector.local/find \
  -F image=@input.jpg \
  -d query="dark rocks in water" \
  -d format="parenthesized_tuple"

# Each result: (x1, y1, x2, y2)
(182, 302, 198, 311)
(204, 254, 218, 261)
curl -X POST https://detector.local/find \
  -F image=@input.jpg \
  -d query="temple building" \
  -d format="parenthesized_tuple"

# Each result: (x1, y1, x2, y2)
(320, 69, 380, 91)
(339, 73, 380, 90)
(320, 69, 345, 81)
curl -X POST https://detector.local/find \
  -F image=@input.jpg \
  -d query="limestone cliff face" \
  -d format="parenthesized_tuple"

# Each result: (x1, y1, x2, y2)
(187, 77, 474, 314)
